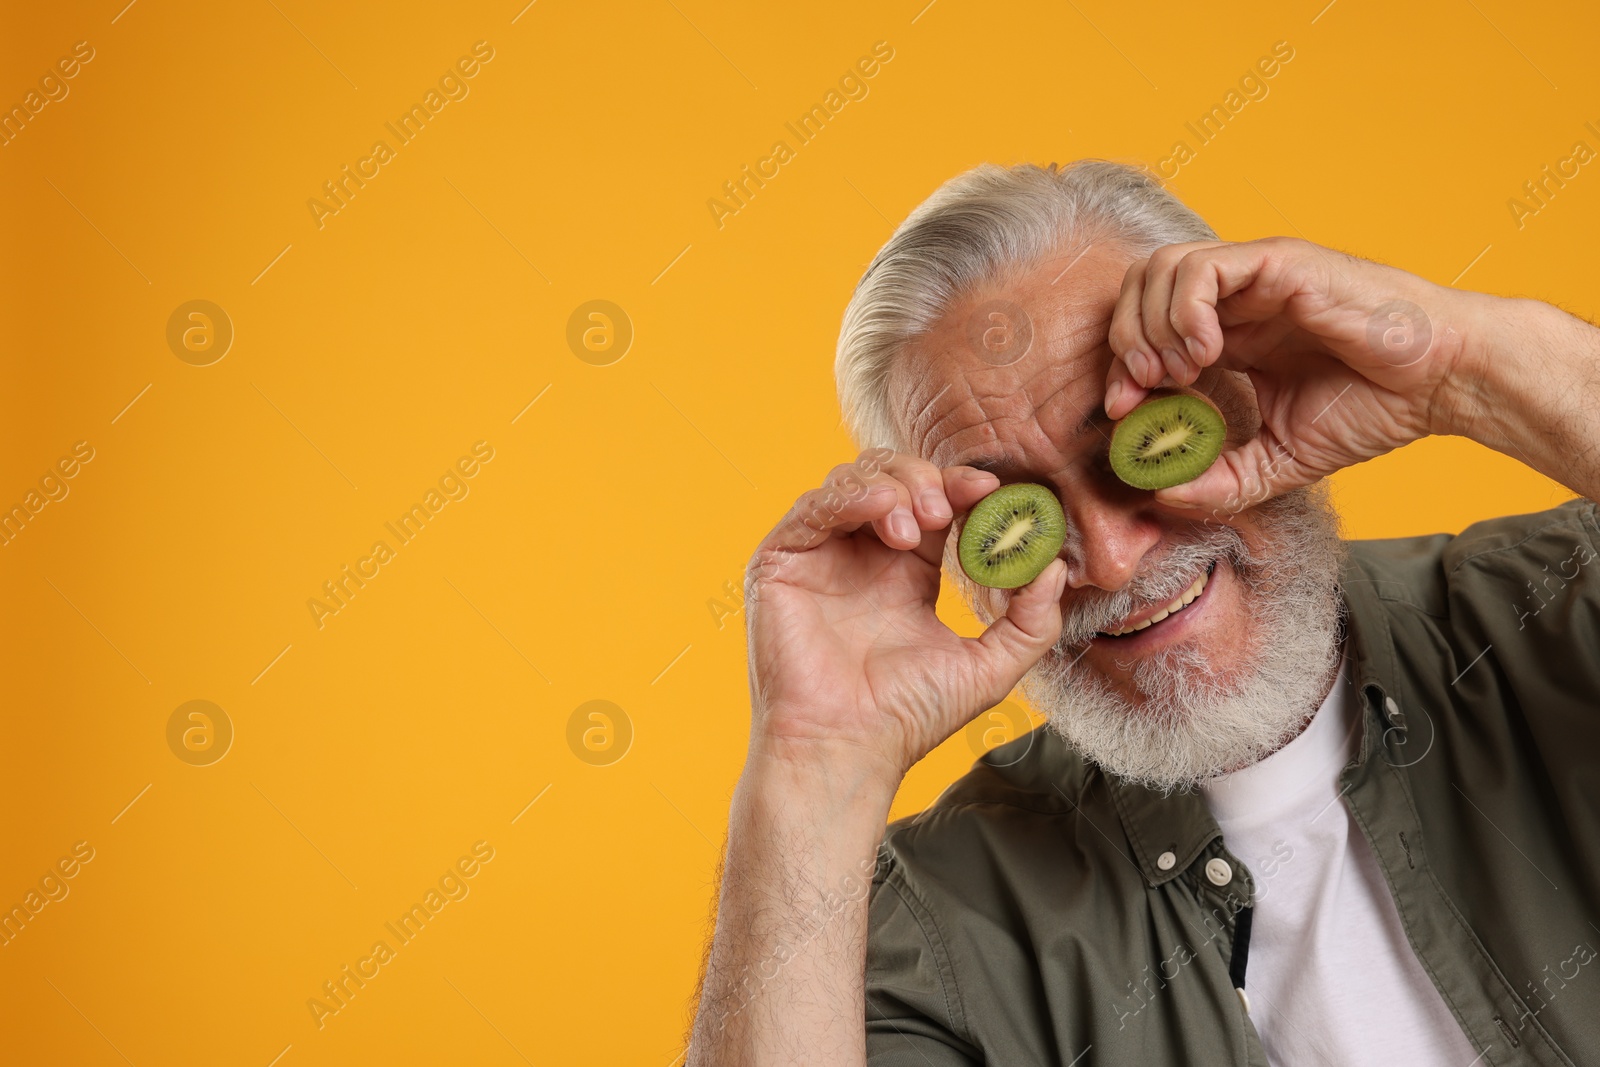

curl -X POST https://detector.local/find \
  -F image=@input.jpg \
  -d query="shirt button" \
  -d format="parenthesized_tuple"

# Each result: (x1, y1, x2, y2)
(1237, 987, 1252, 1014)
(1157, 851, 1176, 871)
(1205, 858, 1233, 886)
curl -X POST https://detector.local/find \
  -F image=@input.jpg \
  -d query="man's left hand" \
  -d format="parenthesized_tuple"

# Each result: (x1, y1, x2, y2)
(1104, 236, 1483, 515)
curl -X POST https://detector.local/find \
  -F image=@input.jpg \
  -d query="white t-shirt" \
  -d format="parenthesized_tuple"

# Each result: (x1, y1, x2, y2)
(1197, 653, 1483, 1066)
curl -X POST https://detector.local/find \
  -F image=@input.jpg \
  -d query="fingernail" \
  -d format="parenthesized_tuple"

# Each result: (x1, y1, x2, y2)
(890, 509, 919, 542)
(1184, 335, 1205, 360)
(1129, 350, 1151, 382)
(1105, 380, 1123, 416)
(920, 489, 951, 520)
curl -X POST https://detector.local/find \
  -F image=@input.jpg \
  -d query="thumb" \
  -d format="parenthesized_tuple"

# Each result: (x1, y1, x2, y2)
(1152, 430, 1310, 517)
(971, 559, 1068, 703)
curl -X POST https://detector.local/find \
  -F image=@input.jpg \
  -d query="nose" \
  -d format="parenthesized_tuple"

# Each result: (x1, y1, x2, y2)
(1058, 482, 1163, 592)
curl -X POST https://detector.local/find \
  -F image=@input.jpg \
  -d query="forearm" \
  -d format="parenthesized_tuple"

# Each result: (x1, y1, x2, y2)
(1441, 292, 1600, 502)
(687, 752, 897, 1067)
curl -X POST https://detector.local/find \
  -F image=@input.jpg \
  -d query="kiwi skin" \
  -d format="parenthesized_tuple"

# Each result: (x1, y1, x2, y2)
(957, 483, 1067, 590)
(1109, 393, 1228, 491)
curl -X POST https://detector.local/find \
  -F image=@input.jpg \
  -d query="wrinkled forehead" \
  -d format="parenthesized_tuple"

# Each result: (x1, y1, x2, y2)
(885, 242, 1136, 467)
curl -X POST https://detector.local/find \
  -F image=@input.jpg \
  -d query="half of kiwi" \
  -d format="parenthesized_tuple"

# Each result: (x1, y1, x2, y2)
(1109, 393, 1227, 490)
(957, 483, 1067, 589)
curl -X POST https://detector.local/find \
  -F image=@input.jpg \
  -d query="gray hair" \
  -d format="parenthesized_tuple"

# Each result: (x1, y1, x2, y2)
(834, 159, 1219, 451)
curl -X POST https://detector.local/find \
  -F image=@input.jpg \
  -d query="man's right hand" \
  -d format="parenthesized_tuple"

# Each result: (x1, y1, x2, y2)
(689, 450, 1066, 1066)
(743, 449, 1070, 786)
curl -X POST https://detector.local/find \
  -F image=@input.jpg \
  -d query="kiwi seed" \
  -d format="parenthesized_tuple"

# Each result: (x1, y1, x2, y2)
(957, 483, 1067, 589)
(1109, 394, 1227, 491)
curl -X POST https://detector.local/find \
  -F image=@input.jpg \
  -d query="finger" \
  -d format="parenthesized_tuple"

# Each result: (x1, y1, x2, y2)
(1169, 247, 1227, 372)
(864, 451, 959, 528)
(819, 451, 922, 549)
(807, 453, 999, 560)
(968, 558, 1069, 704)
(1157, 344, 1194, 388)
(941, 465, 1001, 513)
(760, 481, 900, 556)
(1140, 249, 1193, 383)
(1104, 355, 1149, 421)
(1142, 242, 1231, 385)
(868, 459, 1004, 559)
(1151, 428, 1312, 516)
(909, 467, 1001, 568)
(1177, 238, 1308, 353)
(1109, 262, 1165, 389)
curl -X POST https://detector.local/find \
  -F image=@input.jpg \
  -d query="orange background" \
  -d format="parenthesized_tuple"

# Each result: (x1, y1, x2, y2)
(0, 1, 1588, 1063)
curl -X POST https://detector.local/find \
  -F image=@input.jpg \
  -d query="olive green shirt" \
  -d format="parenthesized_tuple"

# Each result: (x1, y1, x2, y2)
(866, 499, 1600, 1066)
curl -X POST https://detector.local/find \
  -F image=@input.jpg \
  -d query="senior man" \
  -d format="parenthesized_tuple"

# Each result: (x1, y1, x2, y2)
(685, 160, 1600, 1066)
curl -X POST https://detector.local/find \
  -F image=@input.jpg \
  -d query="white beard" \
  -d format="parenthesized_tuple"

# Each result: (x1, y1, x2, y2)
(954, 484, 1348, 795)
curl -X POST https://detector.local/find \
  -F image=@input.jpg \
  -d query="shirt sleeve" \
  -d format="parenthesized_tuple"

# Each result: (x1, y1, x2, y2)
(865, 867, 982, 1066)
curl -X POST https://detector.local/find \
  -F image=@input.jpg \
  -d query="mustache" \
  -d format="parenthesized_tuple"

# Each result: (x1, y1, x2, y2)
(1057, 523, 1249, 647)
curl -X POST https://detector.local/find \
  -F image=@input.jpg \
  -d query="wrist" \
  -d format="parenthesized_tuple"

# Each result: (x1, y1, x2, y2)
(722, 744, 897, 915)
(1426, 288, 1517, 440)
(738, 736, 902, 827)
(1432, 291, 1568, 447)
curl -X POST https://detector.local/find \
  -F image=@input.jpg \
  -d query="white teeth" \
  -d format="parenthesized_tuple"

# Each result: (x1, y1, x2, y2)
(1104, 567, 1211, 637)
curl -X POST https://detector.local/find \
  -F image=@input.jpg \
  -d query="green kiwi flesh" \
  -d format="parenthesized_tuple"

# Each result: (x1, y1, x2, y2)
(957, 483, 1067, 589)
(1109, 394, 1227, 490)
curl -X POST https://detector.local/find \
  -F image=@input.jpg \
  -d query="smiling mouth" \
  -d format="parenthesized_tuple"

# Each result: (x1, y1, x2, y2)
(1096, 560, 1218, 639)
